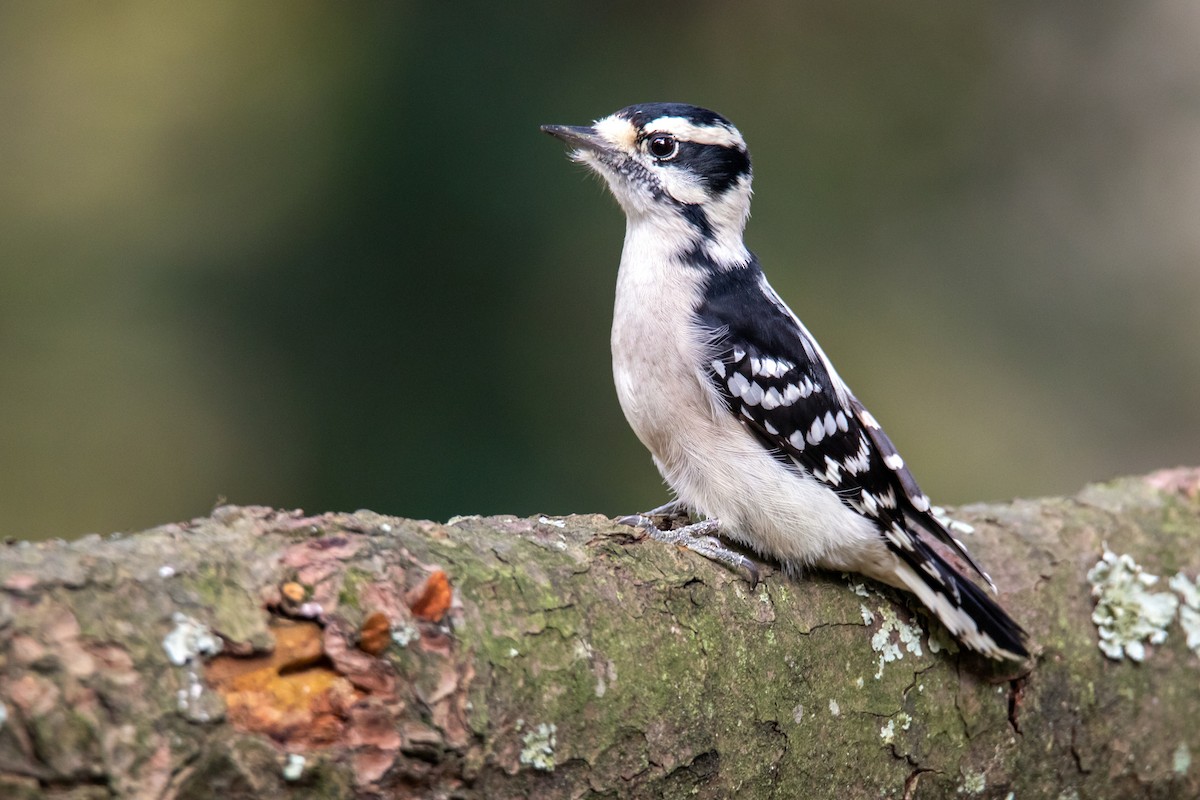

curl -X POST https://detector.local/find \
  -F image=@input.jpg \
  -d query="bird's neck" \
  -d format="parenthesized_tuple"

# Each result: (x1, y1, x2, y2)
(622, 202, 752, 274)
(700, 184, 754, 267)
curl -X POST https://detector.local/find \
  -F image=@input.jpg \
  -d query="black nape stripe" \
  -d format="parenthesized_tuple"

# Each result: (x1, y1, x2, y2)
(678, 204, 713, 239)
(680, 239, 720, 272)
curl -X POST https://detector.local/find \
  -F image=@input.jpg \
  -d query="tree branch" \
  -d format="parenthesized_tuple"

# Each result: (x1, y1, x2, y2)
(2, 470, 1199, 798)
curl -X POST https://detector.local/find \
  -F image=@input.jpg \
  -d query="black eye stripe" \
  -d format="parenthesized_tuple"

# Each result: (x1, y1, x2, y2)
(670, 141, 751, 193)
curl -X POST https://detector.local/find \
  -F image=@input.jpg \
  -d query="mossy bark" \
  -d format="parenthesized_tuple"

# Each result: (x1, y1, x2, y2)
(1, 470, 1199, 799)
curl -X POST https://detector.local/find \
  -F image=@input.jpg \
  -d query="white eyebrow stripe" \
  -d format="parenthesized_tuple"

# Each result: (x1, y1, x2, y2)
(645, 117, 746, 149)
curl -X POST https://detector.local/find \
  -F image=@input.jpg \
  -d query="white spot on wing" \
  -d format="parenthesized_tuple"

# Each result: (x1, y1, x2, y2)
(887, 523, 914, 551)
(884, 453, 904, 471)
(824, 456, 842, 485)
(728, 372, 750, 398)
(742, 381, 764, 406)
(844, 438, 871, 474)
(711, 359, 726, 378)
(859, 408, 880, 429)
(823, 411, 837, 437)
(920, 561, 945, 584)
(807, 417, 825, 445)
(788, 430, 806, 451)
(782, 384, 801, 405)
(762, 387, 782, 409)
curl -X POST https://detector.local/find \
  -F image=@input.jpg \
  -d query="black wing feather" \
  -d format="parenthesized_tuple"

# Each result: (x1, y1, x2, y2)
(696, 265, 1028, 658)
(696, 264, 992, 588)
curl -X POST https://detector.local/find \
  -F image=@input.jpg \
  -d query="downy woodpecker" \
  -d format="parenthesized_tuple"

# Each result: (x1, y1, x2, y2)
(542, 103, 1028, 661)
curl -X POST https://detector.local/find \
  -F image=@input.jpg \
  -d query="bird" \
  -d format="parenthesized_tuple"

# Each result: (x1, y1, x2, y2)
(541, 103, 1028, 661)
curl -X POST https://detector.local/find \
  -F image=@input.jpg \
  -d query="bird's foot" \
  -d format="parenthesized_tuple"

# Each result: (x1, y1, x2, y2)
(639, 498, 694, 529)
(617, 514, 759, 587)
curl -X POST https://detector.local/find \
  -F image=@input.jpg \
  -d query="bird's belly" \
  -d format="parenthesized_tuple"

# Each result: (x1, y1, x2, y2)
(610, 315, 880, 569)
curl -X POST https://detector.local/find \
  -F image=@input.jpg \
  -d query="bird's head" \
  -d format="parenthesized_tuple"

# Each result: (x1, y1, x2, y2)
(542, 103, 753, 245)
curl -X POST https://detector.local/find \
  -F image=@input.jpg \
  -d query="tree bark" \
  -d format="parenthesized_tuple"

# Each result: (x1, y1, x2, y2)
(2, 470, 1199, 799)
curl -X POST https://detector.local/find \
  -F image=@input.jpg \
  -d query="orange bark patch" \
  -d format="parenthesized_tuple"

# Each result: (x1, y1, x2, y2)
(206, 619, 361, 746)
(281, 581, 307, 604)
(358, 612, 391, 655)
(407, 570, 451, 622)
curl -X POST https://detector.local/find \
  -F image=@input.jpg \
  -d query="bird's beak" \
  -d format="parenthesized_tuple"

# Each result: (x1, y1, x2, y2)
(540, 124, 611, 155)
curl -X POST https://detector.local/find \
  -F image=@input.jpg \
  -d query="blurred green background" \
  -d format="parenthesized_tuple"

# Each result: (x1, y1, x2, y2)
(3, 2, 1198, 541)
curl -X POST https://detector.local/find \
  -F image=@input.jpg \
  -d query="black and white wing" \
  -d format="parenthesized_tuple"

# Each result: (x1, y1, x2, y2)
(696, 265, 1027, 659)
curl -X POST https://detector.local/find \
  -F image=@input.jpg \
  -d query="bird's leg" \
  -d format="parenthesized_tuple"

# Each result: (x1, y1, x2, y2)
(617, 513, 759, 587)
(641, 498, 694, 528)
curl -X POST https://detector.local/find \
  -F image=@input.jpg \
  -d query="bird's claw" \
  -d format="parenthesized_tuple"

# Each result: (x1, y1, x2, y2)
(616, 513, 655, 531)
(686, 534, 760, 589)
(643, 499, 694, 527)
(616, 514, 759, 587)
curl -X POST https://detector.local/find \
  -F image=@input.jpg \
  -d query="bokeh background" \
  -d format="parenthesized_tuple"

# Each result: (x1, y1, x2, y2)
(3, 2, 1198, 541)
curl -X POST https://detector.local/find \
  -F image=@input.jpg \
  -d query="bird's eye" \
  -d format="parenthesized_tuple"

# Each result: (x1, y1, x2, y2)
(647, 133, 678, 160)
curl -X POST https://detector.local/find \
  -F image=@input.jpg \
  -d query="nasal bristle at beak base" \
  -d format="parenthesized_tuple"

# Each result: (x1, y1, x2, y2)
(540, 124, 604, 152)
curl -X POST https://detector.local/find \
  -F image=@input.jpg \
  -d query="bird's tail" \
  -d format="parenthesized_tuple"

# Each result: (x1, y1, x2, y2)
(882, 539, 1029, 661)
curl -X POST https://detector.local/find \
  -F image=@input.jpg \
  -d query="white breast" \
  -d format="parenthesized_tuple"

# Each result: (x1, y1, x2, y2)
(610, 219, 710, 455)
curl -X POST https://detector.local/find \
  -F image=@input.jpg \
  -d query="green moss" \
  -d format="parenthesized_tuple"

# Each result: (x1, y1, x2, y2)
(185, 562, 271, 649)
(0, 777, 45, 800)
(335, 566, 374, 616)
(29, 708, 103, 778)
(175, 736, 278, 800)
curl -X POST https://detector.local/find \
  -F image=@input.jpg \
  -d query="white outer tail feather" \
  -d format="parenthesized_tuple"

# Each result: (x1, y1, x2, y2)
(888, 560, 1019, 661)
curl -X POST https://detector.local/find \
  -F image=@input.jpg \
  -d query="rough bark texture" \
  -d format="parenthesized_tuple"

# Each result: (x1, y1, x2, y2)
(2, 470, 1199, 799)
